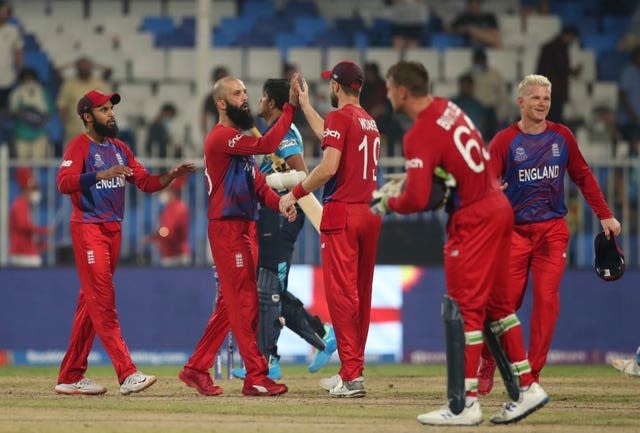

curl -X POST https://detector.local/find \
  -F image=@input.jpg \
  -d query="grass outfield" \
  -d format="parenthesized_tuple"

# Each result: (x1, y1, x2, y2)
(1, 364, 639, 433)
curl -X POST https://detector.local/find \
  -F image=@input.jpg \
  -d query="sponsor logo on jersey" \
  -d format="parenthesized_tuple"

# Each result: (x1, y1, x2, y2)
(95, 176, 126, 189)
(322, 128, 341, 139)
(61, 160, 73, 167)
(358, 117, 379, 132)
(514, 147, 527, 162)
(94, 153, 105, 168)
(436, 101, 461, 131)
(518, 164, 560, 182)
(552, 142, 560, 157)
(115, 152, 124, 165)
(450, 249, 459, 257)
(405, 158, 424, 169)
(228, 134, 243, 148)
(87, 250, 95, 264)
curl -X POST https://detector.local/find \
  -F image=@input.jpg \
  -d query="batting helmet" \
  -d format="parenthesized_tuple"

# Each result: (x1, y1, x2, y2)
(594, 232, 625, 281)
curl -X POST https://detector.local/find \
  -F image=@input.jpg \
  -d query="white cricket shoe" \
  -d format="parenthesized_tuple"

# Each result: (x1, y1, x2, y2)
(611, 358, 640, 377)
(417, 401, 482, 426)
(55, 378, 107, 395)
(119, 371, 157, 395)
(319, 374, 341, 391)
(490, 382, 549, 424)
(329, 376, 366, 398)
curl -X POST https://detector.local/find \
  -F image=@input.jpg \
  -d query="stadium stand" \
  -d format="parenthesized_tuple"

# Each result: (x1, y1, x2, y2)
(1, 0, 639, 268)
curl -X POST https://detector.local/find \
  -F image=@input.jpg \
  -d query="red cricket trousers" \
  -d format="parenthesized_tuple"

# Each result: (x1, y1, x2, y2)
(320, 203, 381, 381)
(58, 222, 137, 384)
(507, 217, 569, 380)
(185, 219, 268, 383)
(446, 192, 521, 389)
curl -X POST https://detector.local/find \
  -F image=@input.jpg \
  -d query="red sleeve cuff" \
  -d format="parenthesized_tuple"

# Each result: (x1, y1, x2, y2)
(292, 182, 308, 199)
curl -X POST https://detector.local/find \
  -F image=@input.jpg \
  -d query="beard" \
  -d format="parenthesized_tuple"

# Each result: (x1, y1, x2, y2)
(226, 101, 254, 130)
(93, 118, 119, 137)
(330, 90, 338, 108)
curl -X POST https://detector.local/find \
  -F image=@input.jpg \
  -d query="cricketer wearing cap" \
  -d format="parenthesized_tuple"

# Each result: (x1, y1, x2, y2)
(478, 74, 621, 392)
(280, 61, 382, 398)
(375, 61, 547, 425)
(178, 75, 297, 397)
(55, 90, 195, 396)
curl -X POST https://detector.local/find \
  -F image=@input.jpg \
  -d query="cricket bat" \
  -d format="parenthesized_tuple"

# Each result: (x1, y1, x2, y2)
(250, 127, 322, 233)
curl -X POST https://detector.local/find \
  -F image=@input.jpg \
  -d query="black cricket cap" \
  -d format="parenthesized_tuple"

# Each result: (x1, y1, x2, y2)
(594, 232, 625, 281)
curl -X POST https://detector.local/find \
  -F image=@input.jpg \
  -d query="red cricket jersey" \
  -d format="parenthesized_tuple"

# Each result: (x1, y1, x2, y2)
(9, 195, 48, 255)
(204, 104, 294, 220)
(320, 104, 380, 204)
(388, 97, 498, 214)
(57, 134, 163, 224)
(156, 198, 190, 258)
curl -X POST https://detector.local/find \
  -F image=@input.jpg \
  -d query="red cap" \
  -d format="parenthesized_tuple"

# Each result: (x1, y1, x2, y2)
(321, 61, 364, 89)
(15, 167, 34, 190)
(77, 90, 121, 117)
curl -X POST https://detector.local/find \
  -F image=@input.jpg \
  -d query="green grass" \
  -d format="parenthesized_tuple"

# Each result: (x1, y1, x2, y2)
(1, 364, 639, 433)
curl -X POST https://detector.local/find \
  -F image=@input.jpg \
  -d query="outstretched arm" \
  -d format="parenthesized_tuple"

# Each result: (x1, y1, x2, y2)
(296, 78, 325, 141)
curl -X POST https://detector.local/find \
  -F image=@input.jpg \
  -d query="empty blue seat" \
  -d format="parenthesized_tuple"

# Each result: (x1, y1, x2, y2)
(294, 17, 327, 39)
(597, 49, 628, 81)
(582, 33, 619, 56)
(23, 33, 40, 51)
(23, 50, 51, 84)
(368, 18, 391, 47)
(275, 32, 308, 57)
(141, 16, 175, 35)
(281, 1, 318, 19)
(429, 33, 466, 50)
(242, 1, 276, 19)
(313, 30, 349, 47)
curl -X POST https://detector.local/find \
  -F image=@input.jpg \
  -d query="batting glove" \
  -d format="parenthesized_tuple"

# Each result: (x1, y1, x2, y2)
(370, 195, 391, 216)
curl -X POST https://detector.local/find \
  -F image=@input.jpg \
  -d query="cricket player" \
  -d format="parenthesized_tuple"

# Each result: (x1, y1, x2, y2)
(55, 90, 195, 395)
(230, 78, 337, 381)
(478, 74, 621, 393)
(178, 75, 297, 396)
(372, 61, 547, 425)
(280, 61, 382, 398)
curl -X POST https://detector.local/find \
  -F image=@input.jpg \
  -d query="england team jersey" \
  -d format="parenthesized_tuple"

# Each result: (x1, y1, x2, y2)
(204, 104, 295, 220)
(388, 97, 497, 214)
(321, 104, 380, 204)
(489, 121, 612, 224)
(57, 134, 163, 223)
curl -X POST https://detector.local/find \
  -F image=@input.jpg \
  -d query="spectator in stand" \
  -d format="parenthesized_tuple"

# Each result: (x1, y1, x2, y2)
(361, 62, 404, 157)
(56, 57, 111, 143)
(448, 0, 502, 49)
(385, 0, 429, 51)
(0, 1, 23, 112)
(145, 176, 191, 267)
(145, 102, 178, 158)
(469, 48, 509, 138)
(451, 73, 489, 138)
(536, 25, 581, 124)
(617, 46, 640, 157)
(9, 167, 49, 267)
(200, 66, 229, 138)
(9, 68, 54, 159)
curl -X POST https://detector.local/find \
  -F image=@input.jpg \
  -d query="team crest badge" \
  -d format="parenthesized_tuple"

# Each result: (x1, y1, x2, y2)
(94, 153, 104, 167)
(514, 147, 527, 162)
(116, 152, 124, 165)
(552, 143, 560, 157)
